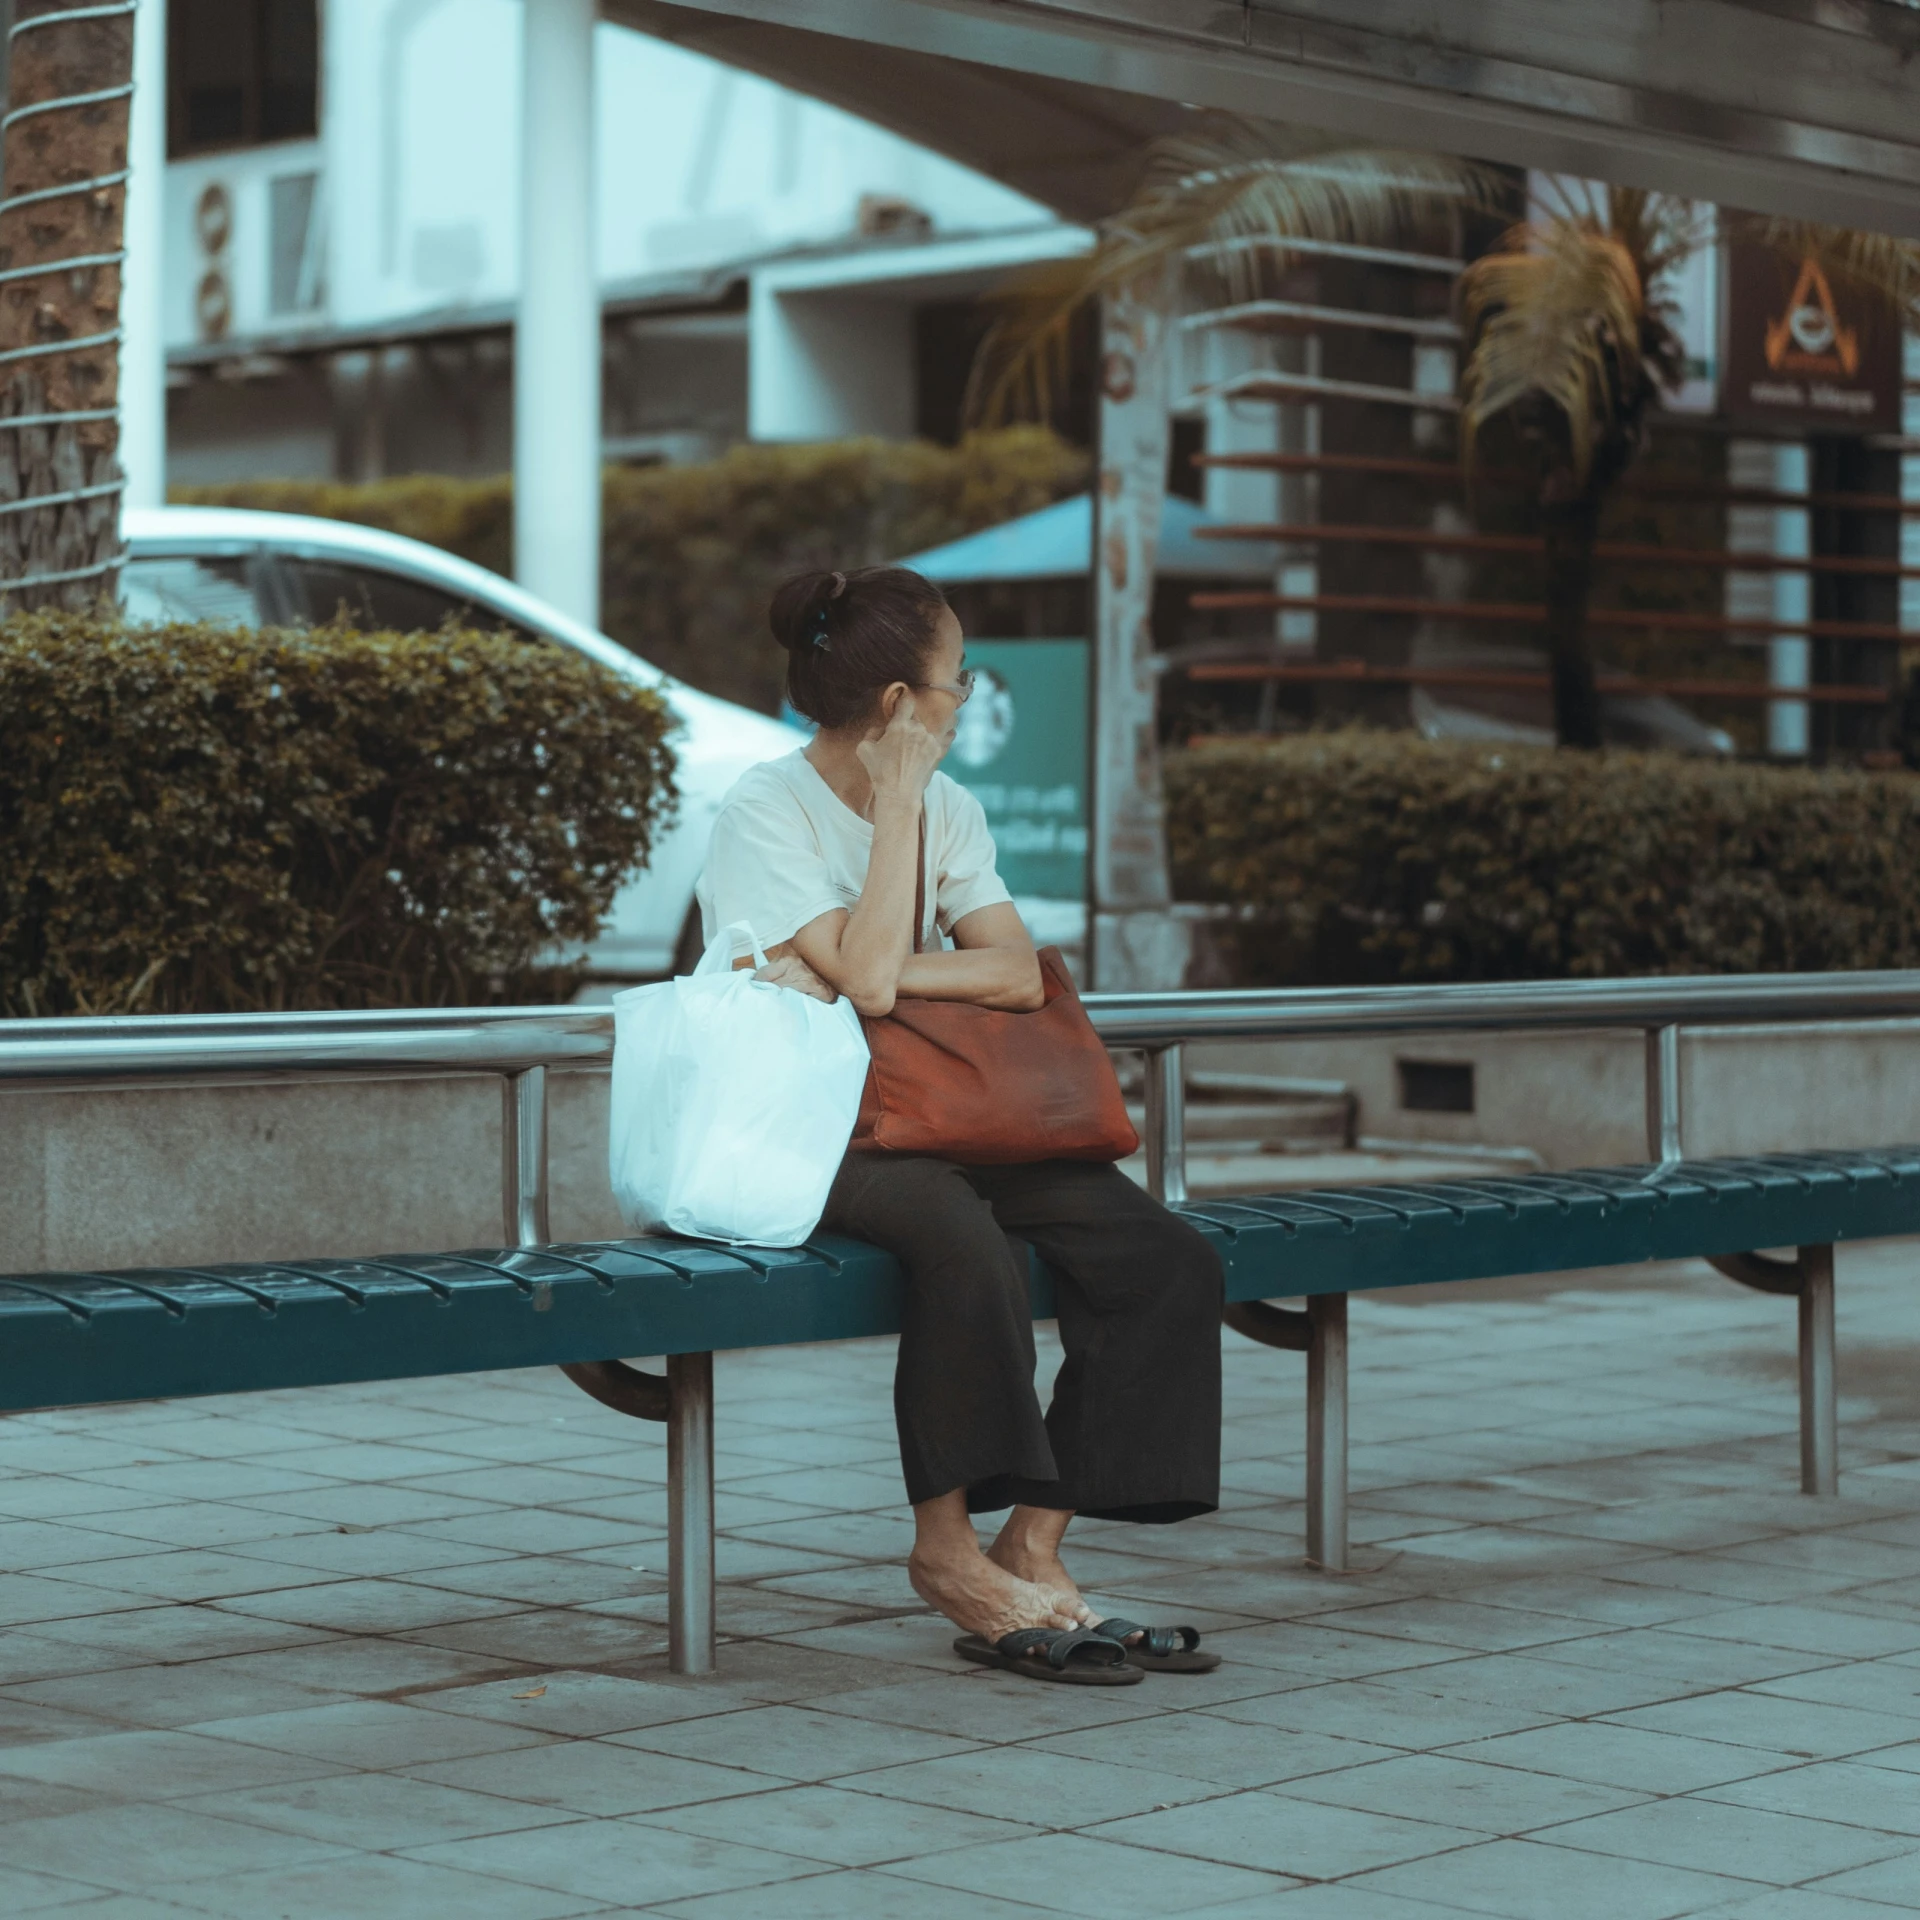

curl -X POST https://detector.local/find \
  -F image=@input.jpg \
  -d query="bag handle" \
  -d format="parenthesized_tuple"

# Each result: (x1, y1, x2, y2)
(913, 812, 927, 957)
(694, 920, 770, 977)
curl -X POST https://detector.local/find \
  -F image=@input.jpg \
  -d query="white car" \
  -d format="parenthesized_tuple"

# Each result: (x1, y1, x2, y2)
(123, 506, 803, 978)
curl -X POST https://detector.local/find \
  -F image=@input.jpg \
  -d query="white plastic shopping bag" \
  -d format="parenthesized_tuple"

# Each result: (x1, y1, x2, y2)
(607, 921, 869, 1246)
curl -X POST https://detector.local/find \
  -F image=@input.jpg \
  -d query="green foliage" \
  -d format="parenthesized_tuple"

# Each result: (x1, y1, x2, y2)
(0, 614, 676, 1015)
(177, 429, 1089, 713)
(1167, 733, 1920, 984)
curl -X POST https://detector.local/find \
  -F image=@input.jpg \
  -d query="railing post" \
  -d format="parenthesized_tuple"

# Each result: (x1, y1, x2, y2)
(668, 1350, 717, 1674)
(1642, 1023, 1683, 1179)
(1142, 1043, 1188, 1206)
(501, 1065, 550, 1248)
(1798, 1243, 1838, 1495)
(1305, 1292, 1348, 1570)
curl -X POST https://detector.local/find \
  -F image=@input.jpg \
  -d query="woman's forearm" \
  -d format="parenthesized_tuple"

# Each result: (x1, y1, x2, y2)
(896, 945, 1045, 1011)
(824, 797, 920, 1014)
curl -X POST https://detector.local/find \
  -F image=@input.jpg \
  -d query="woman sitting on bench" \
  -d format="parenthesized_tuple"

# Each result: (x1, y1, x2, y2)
(695, 565, 1224, 1685)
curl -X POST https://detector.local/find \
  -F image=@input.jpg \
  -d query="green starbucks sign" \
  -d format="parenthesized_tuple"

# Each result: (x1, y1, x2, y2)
(944, 638, 1088, 902)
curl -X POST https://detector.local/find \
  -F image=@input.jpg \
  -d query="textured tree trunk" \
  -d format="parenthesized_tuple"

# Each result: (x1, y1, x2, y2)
(1540, 493, 1604, 749)
(0, 0, 132, 610)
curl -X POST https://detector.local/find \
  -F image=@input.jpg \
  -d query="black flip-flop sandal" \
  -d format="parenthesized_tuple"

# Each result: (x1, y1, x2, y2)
(1091, 1616, 1221, 1673)
(953, 1626, 1144, 1685)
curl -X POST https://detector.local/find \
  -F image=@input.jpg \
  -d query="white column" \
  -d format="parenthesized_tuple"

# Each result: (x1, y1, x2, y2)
(1728, 438, 1810, 757)
(118, 0, 167, 516)
(515, 0, 600, 627)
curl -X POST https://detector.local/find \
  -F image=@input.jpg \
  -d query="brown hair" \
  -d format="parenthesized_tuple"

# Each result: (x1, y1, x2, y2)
(769, 566, 950, 730)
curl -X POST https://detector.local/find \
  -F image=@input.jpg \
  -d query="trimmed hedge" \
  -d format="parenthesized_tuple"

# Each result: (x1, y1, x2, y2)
(178, 429, 1089, 713)
(1167, 733, 1920, 984)
(1, 615, 675, 1015)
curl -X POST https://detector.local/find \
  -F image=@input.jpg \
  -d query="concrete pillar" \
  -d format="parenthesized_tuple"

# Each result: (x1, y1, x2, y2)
(118, 0, 167, 515)
(1089, 271, 1186, 991)
(515, 0, 600, 627)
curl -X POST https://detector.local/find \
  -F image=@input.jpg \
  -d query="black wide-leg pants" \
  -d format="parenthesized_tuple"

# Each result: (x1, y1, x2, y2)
(820, 1155, 1224, 1523)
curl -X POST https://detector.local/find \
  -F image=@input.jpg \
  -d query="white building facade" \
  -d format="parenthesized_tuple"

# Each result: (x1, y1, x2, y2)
(162, 0, 1083, 487)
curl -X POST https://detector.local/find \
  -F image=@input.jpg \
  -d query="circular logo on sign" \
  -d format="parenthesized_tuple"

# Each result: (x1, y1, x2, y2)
(1789, 302, 1836, 355)
(952, 667, 1014, 769)
(1100, 350, 1136, 403)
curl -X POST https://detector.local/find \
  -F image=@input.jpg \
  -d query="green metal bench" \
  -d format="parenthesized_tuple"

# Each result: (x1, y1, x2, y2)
(7, 976, 1920, 1675)
(4, 1149, 1914, 1669)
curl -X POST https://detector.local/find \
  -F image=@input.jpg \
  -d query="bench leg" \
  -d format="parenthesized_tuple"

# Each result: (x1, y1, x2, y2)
(1306, 1293, 1349, 1570)
(1798, 1245, 1838, 1497)
(667, 1352, 716, 1675)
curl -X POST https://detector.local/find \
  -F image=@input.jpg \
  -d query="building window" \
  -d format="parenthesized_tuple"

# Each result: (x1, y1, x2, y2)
(170, 0, 318, 157)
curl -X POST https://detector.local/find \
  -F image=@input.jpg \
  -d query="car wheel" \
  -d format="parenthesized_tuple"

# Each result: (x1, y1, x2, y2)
(671, 902, 705, 978)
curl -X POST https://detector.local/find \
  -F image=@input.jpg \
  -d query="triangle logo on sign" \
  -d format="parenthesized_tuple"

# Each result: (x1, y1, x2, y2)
(1764, 257, 1859, 377)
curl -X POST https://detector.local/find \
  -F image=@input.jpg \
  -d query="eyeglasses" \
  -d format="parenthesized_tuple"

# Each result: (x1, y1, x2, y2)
(915, 668, 975, 704)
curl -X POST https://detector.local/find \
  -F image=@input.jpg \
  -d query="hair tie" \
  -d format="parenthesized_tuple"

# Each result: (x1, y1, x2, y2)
(810, 572, 847, 651)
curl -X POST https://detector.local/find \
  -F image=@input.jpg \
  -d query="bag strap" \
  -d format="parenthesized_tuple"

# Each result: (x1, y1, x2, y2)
(913, 811, 927, 956)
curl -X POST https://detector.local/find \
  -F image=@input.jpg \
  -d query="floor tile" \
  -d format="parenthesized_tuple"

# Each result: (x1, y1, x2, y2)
(884, 1831, 1291, 1914)
(410, 1669, 729, 1738)
(402, 1818, 820, 1906)
(1274, 1751, 1645, 1834)
(409, 1737, 778, 1817)
(638, 1781, 1035, 1867)
(1537, 1795, 1910, 1884)
(614, 1701, 982, 1780)
(157, 1852, 605, 1919)
(1025, 1711, 1400, 1790)
(1441, 1720, 1787, 1795)
(1700, 1758, 1920, 1837)
(0, 1727, 343, 1802)
(1804, 1850, 1920, 1908)
(0, 1802, 353, 1891)
(1350, 1837, 1755, 1919)
(177, 1769, 576, 1851)
(185, 1697, 559, 1768)
(1088, 1790, 1475, 1879)
(1605, 1688, 1920, 1759)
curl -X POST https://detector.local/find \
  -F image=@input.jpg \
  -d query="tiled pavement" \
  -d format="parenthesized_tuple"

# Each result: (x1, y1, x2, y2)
(2, 1246, 1919, 1918)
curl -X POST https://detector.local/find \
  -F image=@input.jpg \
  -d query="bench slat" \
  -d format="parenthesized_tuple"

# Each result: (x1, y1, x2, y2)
(3, 1148, 1915, 1415)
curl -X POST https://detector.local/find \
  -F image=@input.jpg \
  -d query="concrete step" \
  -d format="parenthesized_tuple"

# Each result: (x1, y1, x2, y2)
(1120, 1144, 1530, 1199)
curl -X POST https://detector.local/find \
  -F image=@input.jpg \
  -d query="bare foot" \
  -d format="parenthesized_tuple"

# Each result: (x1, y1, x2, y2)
(909, 1541, 1081, 1644)
(986, 1527, 1096, 1629)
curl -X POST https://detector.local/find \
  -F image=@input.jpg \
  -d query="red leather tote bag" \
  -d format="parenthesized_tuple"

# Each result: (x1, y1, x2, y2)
(849, 826, 1137, 1164)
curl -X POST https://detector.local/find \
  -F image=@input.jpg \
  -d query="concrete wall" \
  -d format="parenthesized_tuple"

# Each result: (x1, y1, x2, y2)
(0, 1072, 624, 1278)
(1193, 1019, 1920, 1169)
(10, 1019, 1920, 1277)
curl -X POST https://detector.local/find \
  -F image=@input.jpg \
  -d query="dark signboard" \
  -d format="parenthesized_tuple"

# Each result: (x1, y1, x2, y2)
(1721, 240, 1899, 434)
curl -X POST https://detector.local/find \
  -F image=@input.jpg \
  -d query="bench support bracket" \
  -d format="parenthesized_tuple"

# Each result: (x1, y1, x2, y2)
(559, 1360, 669, 1422)
(1707, 1243, 1837, 1496)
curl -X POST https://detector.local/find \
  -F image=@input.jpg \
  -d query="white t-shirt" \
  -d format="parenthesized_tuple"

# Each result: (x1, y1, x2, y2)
(696, 749, 1014, 955)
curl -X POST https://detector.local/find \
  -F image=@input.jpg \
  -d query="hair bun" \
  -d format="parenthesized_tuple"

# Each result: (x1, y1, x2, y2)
(769, 570, 844, 654)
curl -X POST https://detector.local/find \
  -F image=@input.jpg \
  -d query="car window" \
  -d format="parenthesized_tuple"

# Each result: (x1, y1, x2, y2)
(122, 553, 260, 627)
(281, 556, 540, 642)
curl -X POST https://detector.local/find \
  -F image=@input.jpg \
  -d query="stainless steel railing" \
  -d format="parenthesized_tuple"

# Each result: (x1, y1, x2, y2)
(7, 970, 1920, 1223)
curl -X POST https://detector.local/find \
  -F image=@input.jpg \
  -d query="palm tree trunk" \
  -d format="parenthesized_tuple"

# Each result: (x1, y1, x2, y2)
(1540, 494, 1603, 749)
(0, 0, 133, 611)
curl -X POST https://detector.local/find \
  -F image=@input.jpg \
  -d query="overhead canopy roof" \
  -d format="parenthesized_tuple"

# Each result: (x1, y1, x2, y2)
(897, 493, 1274, 582)
(607, 0, 1920, 237)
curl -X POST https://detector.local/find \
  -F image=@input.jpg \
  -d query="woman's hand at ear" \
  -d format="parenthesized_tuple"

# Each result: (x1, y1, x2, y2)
(855, 690, 951, 816)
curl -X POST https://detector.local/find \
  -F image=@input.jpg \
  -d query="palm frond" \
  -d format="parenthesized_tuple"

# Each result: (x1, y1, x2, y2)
(1458, 219, 1648, 482)
(1458, 187, 1699, 484)
(966, 115, 1502, 426)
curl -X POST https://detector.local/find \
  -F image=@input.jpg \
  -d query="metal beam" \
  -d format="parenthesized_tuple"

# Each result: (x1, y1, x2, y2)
(644, 0, 1920, 236)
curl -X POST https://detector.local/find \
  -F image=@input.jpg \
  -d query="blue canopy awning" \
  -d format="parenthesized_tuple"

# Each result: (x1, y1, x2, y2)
(896, 492, 1275, 584)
